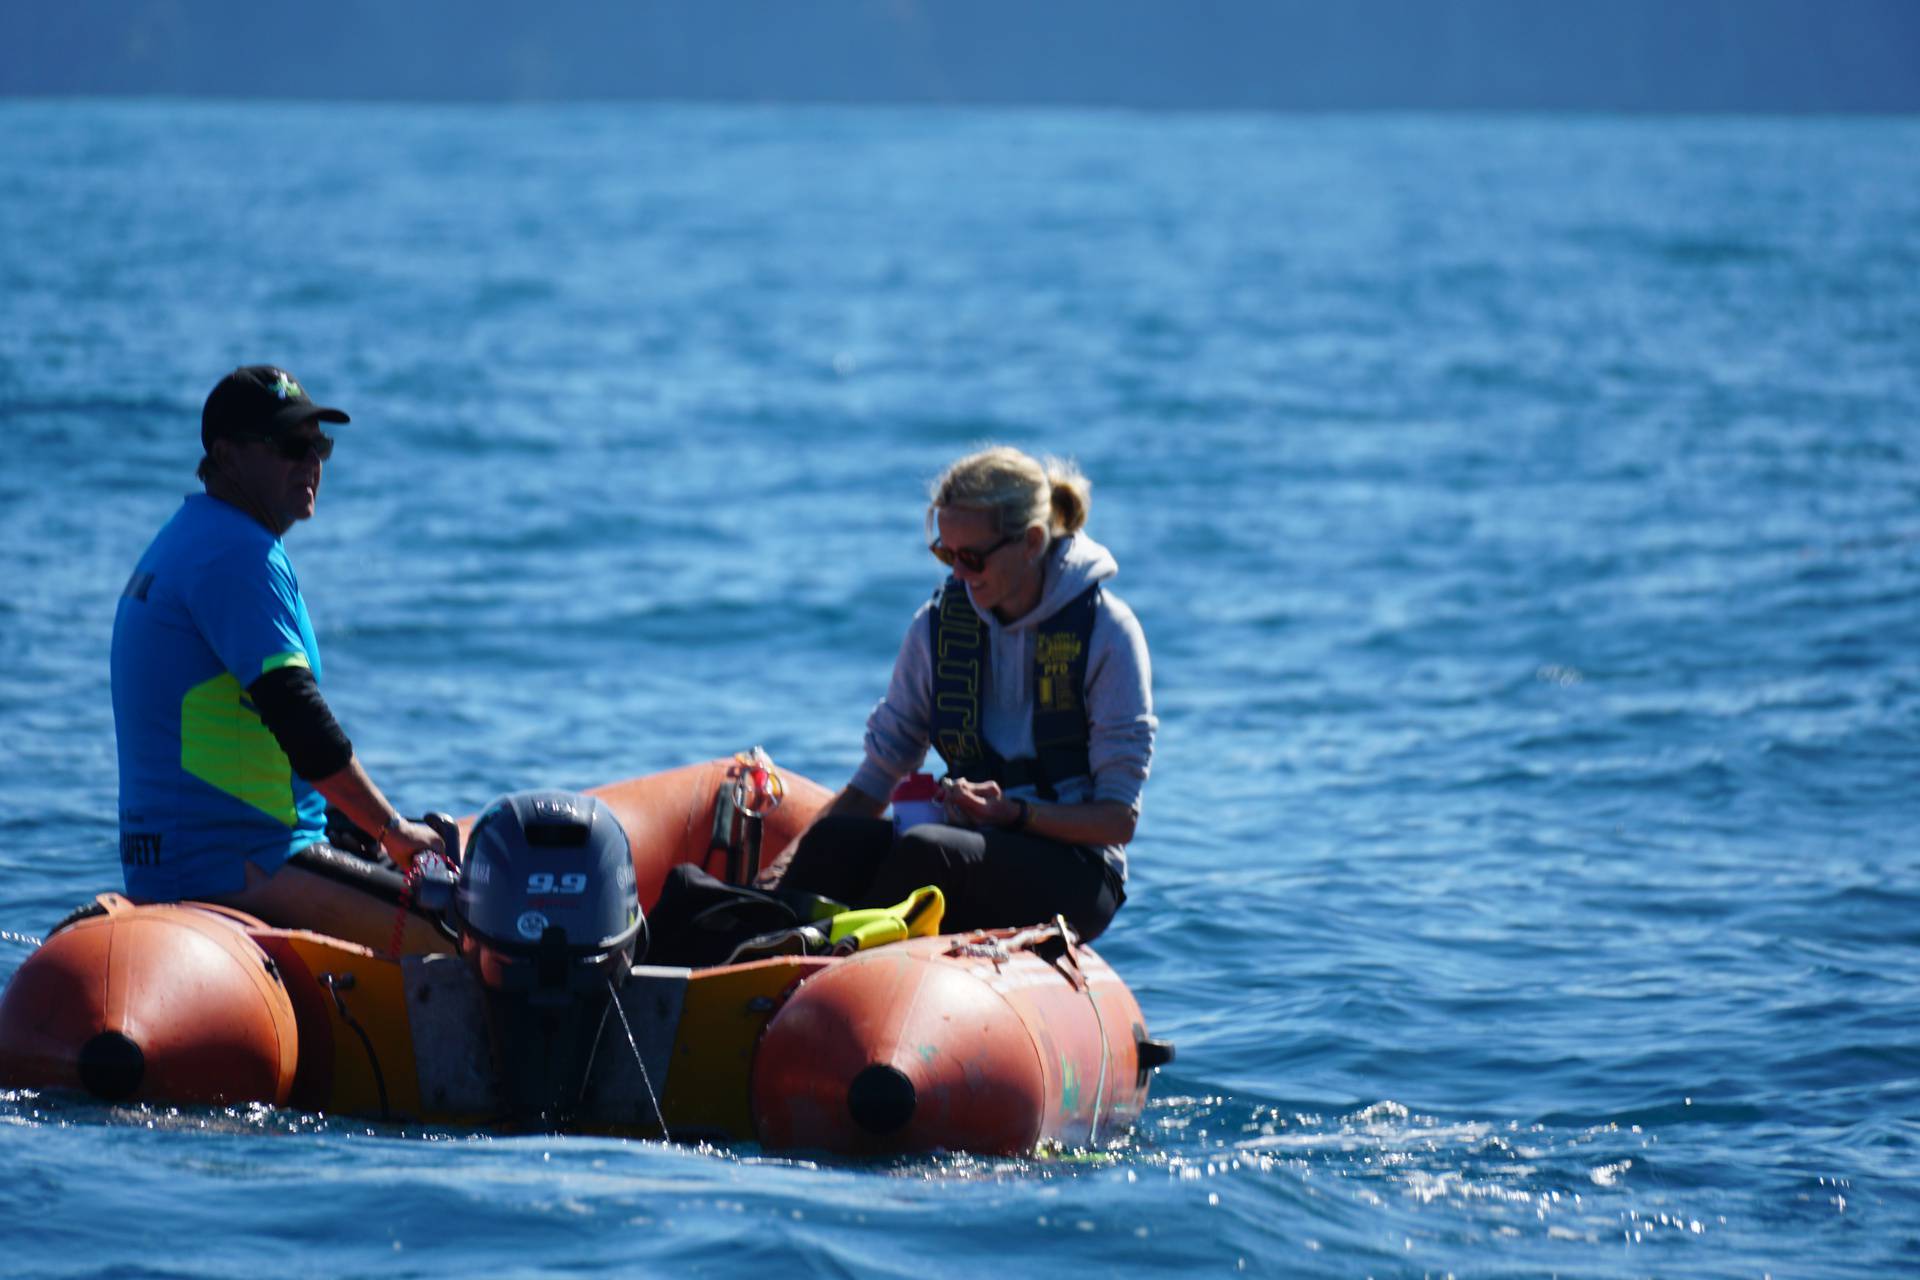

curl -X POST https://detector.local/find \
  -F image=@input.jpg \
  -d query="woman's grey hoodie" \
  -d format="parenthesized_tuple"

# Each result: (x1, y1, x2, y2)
(848, 532, 1155, 880)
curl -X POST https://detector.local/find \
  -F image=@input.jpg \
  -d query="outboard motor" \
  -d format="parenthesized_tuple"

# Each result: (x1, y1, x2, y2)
(452, 790, 642, 1126)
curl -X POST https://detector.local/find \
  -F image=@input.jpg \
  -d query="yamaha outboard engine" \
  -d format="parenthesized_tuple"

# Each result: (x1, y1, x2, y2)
(453, 790, 641, 1126)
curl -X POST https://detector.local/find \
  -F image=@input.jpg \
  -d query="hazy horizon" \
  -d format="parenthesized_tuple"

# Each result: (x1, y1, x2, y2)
(5, 0, 1918, 114)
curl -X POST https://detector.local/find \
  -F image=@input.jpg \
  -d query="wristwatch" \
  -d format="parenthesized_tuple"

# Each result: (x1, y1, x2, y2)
(371, 810, 401, 849)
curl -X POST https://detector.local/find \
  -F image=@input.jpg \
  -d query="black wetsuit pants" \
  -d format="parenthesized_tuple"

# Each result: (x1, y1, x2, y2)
(778, 815, 1125, 942)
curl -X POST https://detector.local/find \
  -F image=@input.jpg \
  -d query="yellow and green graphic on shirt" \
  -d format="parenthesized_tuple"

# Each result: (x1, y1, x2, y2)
(178, 652, 308, 827)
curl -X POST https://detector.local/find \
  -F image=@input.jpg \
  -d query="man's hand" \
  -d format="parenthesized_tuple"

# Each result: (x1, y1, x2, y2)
(381, 817, 446, 871)
(314, 756, 448, 873)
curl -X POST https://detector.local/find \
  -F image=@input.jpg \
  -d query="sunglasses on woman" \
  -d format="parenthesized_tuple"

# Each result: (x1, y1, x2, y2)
(246, 431, 335, 462)
(929, 531, 1019, 573)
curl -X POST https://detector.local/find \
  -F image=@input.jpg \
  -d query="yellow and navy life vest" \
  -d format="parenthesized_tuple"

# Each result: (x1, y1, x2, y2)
(928, 575, 1098, 800)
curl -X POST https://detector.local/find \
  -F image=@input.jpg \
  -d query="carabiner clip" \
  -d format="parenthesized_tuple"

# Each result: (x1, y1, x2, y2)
(731, 745, 785, 817)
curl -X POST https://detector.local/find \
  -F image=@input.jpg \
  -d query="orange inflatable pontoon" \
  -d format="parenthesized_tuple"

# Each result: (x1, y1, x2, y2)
(0, 757, 1171, 1156)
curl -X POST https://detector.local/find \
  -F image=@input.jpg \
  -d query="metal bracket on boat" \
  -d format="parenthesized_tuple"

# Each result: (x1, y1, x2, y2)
(1029, 919, 1087, 991)
(578, 966, 686, 1136)
(944, 925, 1035, 967)
(947, 921, 1076, 970)
(944, 936, 1010, 967)
(404, 954, 500, 1116)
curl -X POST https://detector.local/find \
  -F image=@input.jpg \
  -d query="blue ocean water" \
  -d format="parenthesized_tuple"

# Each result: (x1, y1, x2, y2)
(2, 99, 1918, 1278)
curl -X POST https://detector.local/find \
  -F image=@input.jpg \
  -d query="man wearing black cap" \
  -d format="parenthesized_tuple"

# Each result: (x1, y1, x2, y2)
(110, 366, 450, 952)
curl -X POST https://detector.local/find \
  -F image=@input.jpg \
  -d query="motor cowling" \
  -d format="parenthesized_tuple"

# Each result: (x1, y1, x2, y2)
(454, 790, 642, 1002)
(451, 790, 642, 1127)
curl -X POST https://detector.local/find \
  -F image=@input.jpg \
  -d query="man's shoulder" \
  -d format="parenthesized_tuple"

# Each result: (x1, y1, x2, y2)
(175, 494, 272, 543)
(154, 496, 286, 574)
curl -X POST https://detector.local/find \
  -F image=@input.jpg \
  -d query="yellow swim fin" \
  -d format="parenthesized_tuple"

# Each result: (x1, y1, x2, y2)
(825, 885, 947, 953)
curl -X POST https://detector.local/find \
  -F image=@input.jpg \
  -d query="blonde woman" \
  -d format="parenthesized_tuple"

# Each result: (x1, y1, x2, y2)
(772, 447, 1155, 940)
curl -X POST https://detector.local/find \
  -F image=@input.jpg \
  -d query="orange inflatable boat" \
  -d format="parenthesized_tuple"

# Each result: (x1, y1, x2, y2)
(0, 756, 1172, 1156)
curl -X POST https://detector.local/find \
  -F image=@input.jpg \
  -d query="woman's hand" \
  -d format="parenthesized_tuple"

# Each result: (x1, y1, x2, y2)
(943, 781, 1140, 847)
(941, 777, 1023, 829)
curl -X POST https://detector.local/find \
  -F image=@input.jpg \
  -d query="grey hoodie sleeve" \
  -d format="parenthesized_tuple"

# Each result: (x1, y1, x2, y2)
(848, 601, 937, 803)
(1086, 592, 1156, 812)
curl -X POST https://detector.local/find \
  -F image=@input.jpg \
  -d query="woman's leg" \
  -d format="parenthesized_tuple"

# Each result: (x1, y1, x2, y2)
(866, 824, 1124, 941)
(773, 814, 897, 906)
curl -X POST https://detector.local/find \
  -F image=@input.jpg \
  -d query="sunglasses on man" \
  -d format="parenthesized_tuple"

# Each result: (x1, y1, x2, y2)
(928, 531, 1020, 574)
(241, 431, 335, 462)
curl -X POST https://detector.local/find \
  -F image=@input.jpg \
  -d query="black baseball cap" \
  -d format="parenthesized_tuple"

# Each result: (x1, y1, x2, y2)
(201, 365, 350, 451)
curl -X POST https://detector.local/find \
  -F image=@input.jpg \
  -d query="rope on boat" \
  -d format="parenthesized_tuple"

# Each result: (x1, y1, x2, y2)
(603, 974, 672, 1143)
(319, 971, 391, 1120)
(386, 849, 457, 960)
(1054, 915, 1110, 1149)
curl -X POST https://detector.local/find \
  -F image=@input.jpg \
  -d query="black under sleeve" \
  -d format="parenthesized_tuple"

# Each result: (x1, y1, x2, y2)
(248, 665, 354, 782)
